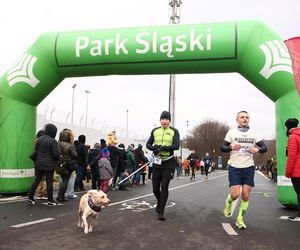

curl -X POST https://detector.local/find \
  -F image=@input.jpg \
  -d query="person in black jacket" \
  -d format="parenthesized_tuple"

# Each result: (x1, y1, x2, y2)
(187, 150, 198, 180)
(28, 123, 60, 206)
(74, 135, 88, 191)
(146, 111, 180, 221)
(87, 142, 101, 189)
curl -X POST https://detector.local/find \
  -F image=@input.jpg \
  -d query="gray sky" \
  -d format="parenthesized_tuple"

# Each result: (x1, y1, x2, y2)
(0, 0, 299, 140)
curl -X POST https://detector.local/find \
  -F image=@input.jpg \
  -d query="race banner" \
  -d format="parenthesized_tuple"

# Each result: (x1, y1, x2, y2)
(285, 37, 300, 96)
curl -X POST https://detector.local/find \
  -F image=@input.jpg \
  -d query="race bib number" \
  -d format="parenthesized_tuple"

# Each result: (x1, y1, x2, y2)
(154, 156, 162, 165)
(239, 146, 250, 156)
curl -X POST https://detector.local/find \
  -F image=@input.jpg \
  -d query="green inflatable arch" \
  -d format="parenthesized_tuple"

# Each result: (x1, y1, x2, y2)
(0, 20, 299, 206)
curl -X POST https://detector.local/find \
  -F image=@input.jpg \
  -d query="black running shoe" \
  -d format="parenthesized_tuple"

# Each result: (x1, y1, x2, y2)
(27, 198, 37, 205)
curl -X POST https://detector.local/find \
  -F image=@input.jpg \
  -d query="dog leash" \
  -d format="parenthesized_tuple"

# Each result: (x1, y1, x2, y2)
(115, 159, 153, 186)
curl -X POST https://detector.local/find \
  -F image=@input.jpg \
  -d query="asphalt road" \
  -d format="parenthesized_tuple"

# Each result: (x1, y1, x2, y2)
(0, 170, 299, 250)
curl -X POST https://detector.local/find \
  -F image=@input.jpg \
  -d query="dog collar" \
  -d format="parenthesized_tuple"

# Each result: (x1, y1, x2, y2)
(88, 195, 102, 213)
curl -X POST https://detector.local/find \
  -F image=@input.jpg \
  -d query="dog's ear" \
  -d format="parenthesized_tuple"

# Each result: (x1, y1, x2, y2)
(88, 190, 98, 195)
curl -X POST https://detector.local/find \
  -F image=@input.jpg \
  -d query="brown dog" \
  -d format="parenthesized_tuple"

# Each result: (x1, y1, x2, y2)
(78, 190, 110, 234)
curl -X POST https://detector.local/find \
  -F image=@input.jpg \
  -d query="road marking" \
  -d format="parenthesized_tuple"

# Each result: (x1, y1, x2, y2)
(11, 218, 55, 228)
(222, 223, 238, 235)
(0, 196, 24, 202)
(256, 171, 269, 180)
(280, 216, 289, 220)
(42, 202, 64, 206)
(108, 173, 228, 207)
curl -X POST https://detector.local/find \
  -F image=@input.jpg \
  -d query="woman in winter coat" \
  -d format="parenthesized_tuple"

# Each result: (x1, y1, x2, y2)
(285, 118, 300, 222)
(98, 147, 113, 193)
(57, 129, 77, 201)
(28, 123, 60, 206)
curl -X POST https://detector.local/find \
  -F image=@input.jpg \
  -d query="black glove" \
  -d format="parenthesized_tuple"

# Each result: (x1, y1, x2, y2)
(159, 146, 168, 151)
(152, 145, 161, 155)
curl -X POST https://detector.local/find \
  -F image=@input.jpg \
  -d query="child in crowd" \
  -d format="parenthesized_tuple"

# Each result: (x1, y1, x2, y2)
(118, 169, 131, 191)
(98, 147, 113, 193)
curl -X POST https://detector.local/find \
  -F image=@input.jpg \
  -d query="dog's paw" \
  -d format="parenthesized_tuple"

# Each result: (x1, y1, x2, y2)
(88, 227, 93, 233)
(84, 228, 89, 234)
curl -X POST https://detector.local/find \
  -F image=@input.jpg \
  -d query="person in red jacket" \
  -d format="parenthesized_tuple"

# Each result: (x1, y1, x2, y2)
(285, 118, 300, 222)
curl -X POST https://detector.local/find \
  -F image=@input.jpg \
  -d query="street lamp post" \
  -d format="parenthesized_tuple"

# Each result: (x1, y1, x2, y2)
(44, 103, 50, 123)
(71, 84, 77, 125)
(80, 115, 84, 127)
(168, 0, 182, 127)
(66, 111, 71, 123)
(50, 108, 55, 120)
(186, 120, 189, 137)
(85, 90, 91, 128)
(126, 109, 129, 139)
(91, 118, 96, 128)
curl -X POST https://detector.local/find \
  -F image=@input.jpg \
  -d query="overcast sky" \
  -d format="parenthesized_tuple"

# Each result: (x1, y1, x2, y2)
(0, 0, 299, 140)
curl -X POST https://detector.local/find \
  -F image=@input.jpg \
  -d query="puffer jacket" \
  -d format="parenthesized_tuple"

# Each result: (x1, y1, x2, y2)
(98, 158, 113, 181)
(58, 130, 77, 163)
(34, 123, 60, 171)
(285, 128, 300, 178)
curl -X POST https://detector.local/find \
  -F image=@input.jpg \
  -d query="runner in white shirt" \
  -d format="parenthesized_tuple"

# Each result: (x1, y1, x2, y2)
(221, 111, 267, 229)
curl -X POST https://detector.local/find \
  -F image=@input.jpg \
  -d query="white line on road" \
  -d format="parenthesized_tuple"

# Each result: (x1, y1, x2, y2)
(256, 171, 270, 180)
(11, 218, 55, 228)
(108, 173, 228, 207)
(0, 196, 24, 202)
(222, 223, 238, 235)
(279, 216, 289, 220)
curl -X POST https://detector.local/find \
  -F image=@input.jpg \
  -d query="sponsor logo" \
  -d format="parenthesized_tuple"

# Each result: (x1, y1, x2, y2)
(7, 53, 40, 87)
(277, 175, 293, 186)
(0, 169, 34, 178)
(259, 40, 293, 79)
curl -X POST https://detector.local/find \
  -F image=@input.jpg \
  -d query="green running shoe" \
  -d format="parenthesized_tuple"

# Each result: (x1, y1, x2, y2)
(236, 217, 247, 229)
(223, 199, 232, 217)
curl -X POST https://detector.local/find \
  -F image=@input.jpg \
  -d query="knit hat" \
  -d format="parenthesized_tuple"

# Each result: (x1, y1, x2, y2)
(285, 118, 299, 130)
(160, 111, 171, 121)
(102, 147, 110, 157)
(118, 143, 125, 149)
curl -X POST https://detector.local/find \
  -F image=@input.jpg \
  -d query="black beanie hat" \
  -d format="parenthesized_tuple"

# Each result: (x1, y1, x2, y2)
(285, 118, 299, 130)
(160, 111, 171, 121)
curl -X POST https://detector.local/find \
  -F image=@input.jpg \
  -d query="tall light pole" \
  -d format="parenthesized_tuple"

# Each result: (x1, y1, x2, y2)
(50, 108, 55, 120)
(168, 0, 182, 127)
(71, 84, 77, 125)
(91, 118, 96, 128)
(85, 90, 91, 128)
(66, 111, 71, 123)
(80, 115, 84, 127)
(126, 109, 129, 139)
(44, 102, 50, 123)
(186, 120, 189, 137)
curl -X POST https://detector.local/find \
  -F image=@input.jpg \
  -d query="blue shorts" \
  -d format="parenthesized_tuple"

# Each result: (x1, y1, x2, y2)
(228, 165, 255, 187)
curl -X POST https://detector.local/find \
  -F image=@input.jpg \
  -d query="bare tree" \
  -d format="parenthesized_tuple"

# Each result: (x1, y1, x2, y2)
(185, 119, 230, 164)
(185, 118, 275, 167)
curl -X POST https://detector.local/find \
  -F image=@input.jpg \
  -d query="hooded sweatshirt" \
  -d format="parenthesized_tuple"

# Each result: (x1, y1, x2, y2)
(34, 123, 60, 171)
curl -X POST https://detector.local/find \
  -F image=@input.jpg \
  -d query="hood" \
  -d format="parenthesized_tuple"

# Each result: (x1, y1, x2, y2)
(290, 127, 300, 137)
(44, 123, 57, 138)
(59, 130, 71, 143)
(78, 135, 86, 144)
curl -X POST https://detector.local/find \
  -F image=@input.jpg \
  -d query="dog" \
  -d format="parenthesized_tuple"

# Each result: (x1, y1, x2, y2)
(78, 190, 110, 234)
